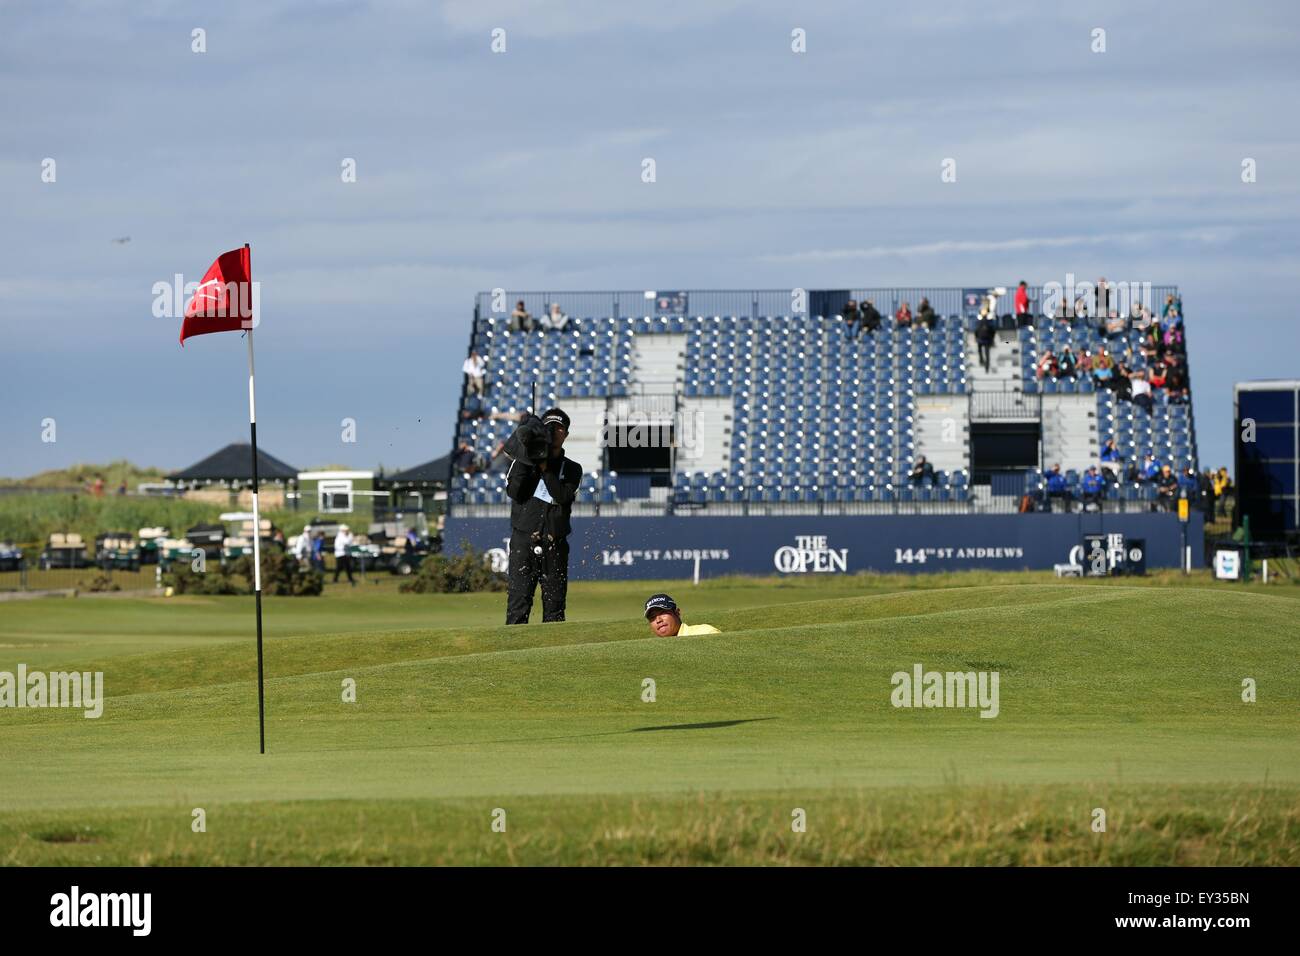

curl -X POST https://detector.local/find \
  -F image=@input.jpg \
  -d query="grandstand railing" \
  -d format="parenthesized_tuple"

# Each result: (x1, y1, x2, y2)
(970, 391, 1043, 421)
(450, 496, 1197, 519)
(477, 285, 1179, 323)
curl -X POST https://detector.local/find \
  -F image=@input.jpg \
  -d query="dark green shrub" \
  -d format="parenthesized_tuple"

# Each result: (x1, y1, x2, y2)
(399, 542, 506, 593)
(164, 550, 323, 596)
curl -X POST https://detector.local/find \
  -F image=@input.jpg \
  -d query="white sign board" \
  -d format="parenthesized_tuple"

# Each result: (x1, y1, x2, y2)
(1214, 549, 1241, 581)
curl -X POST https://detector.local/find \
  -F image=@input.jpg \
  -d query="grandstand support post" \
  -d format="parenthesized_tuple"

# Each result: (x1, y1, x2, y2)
(1243, 515, 1252, 582)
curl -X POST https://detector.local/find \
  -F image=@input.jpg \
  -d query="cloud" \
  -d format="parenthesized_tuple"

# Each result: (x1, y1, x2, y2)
(759, 228, 1243, 262)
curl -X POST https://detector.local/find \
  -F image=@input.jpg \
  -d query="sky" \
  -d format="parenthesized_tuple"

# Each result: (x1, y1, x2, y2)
(2, 0, 1298, 478)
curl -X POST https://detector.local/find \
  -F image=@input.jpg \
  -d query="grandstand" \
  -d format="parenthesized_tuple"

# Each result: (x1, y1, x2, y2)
(449, 287, 1198, 518)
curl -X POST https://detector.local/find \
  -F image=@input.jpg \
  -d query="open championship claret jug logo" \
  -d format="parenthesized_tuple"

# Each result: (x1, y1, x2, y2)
(774, 534, 849, 573)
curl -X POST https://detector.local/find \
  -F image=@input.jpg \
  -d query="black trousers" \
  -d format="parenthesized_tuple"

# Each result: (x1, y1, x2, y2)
(977, 341, 992, 370)
(506, 532, 569, 624)
(333, 554, 354, 583)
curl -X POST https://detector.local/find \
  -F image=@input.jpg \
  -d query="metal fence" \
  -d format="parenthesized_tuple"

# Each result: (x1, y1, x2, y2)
(0, 563, 161, 593)
(450, 495, 1191, 520)
(476, 289, 796, 320)
(477, 285, 1181, 323)
(970, 391, 1043, 421)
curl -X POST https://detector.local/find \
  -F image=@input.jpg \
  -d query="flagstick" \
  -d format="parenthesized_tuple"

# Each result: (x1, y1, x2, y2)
(244, 253, 266, 755)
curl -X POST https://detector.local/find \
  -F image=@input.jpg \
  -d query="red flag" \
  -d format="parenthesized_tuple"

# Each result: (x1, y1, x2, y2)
(179, 246, 253, 345)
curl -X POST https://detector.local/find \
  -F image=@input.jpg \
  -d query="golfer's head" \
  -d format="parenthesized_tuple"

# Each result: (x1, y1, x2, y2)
(644, 593, 681, 637)
(542, 407, 570, 453)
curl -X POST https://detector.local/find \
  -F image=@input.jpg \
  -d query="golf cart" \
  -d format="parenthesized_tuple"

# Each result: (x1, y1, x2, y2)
(39, 532, 91, 570)
(0, 541, 23, 572)
(95, 531, 141, 571)
(157, 534, 202, 570)
(137, 526, 169, 565)
(367, 520, 434, 576)
(219, 513, 279, 565)
(184, 522, 226, 563)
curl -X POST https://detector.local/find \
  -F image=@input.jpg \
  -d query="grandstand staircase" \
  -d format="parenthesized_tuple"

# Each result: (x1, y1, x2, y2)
(966, 328, 1022, 391)
(1040, 394, 1101, 473)
(630, 334, 687, 395)
(912, 395, 971, 476)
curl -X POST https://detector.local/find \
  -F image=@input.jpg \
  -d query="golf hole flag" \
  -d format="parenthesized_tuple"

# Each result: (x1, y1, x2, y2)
(179, 243, 269, 754)
(179, 245, 254, 345)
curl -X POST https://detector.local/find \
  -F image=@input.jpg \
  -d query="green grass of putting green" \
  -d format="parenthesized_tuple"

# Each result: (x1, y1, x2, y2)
(1, 574, 1297, 865)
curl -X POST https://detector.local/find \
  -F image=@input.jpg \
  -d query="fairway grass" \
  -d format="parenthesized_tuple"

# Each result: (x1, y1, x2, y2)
(1, 579, 1297, 865)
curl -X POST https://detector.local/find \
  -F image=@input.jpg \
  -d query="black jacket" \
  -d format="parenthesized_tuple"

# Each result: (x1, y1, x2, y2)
(506, 454, 582, 539)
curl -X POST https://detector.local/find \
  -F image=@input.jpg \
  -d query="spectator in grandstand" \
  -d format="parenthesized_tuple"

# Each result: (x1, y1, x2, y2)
(462, 350, 487, 397)
(454, 441, 488, 476)
(842, 299, 860, 337)
(509, 300, 535, 332)
(1101, 437, 1121, 468)
(1044, 464, 1072, 511)
(1111, 362, 1134, 401)
(1073, 294, 1090, 321)
(1163, 322, 1185, 353)
(1036, 349, 1059, 380)
(1014, 281, 1030, 321)
(860, 299, 882, 336)
(1165, 357, 1189, 403)
(1104, 310, 1128, 339)
(1076, 348, 1093, 376)
(1139, 323, 1161, 362)
(1156, 465, 1179, 510)
(541, 303, 571, 333)
(644, 593, 720, 637)
(975, 309, 996, 372)
(908, 456, 937, 487)
(1163, 293, 1182, 321)
(1081, 466, 1106, 509)
(1179, 465, 1201, 499)
(1053, 295, 1074, 326)
(895, 302, 912, 326)
(1091, 349, 1114, 387)
(1140, 454, 1160, 482)
(917, 297, 939, 329)
(1133, 369, 1154, 413)
(1057, 346, 1077, 379)
(1096, 277, 1113, 318)
(1147, 361, 1167, 390)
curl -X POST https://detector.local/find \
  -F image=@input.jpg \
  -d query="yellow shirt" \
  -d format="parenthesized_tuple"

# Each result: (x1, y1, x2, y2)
(677, 623, 719, 637)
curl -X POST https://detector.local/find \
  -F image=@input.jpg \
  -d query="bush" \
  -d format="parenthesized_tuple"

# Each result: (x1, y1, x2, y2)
(163, 550, 323, 596)
(80, 571, 121, 592)
(400, 541, 507, 594)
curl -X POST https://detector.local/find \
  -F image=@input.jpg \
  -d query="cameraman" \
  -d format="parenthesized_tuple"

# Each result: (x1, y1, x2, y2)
(504, 408, 581, 624)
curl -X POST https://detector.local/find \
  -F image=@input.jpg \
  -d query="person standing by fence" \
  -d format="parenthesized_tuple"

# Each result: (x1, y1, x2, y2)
(333, 525, 355, 586)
